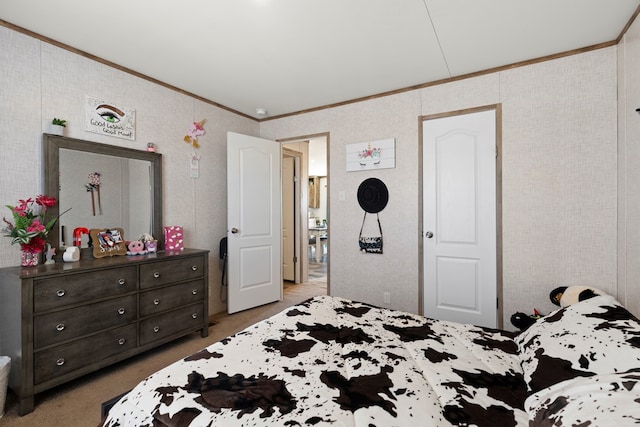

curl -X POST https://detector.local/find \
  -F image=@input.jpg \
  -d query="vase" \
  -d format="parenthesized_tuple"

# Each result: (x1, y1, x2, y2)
(47, 124, 65, 136)
(21, 251, 40, 267)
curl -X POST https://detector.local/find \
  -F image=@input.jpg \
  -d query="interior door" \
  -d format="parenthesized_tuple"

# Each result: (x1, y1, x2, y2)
(282, 155, 295, 281)
(227, 132, 282, 314)
(423, 108, 498, 328)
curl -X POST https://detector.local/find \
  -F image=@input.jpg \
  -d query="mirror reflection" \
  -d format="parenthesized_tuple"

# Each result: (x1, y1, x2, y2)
(43, 134, 163, 252)
(59, 149, 152, 247)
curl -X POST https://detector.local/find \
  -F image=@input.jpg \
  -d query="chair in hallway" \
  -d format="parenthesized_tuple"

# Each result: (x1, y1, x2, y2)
(309, 235, 317, 259)
(308, 234, 327, 261)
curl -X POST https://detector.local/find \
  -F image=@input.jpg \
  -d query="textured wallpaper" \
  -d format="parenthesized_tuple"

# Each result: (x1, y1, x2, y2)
(262, 48, 620, 326)
(0, 23, 632, 330)
(0, 25, 259, 318)
(618, 16, 640, 317)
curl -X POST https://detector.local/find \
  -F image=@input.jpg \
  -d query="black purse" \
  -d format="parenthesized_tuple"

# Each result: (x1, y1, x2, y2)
(358, 212, 383, 254)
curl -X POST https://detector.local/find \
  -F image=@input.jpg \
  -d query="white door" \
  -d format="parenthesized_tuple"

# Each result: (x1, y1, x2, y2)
(423, 109, 497, 328)
(227, 132, 282, 314)
(282, 155, 295, 281)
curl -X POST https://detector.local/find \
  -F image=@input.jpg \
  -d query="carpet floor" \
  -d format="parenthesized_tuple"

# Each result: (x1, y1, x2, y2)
(0, 280, 327, 427)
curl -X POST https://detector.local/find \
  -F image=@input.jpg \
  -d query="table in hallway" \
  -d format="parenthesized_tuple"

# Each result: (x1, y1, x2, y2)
(309, 226, 327, 262)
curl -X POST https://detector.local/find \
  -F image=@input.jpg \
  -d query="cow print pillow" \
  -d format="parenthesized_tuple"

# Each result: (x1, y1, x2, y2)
(515, 295, 640, 394)
(525, 368, 640, 425)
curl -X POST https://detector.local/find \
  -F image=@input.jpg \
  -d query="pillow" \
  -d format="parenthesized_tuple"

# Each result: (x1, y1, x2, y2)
(549, 285, 607, 307)
(515, 295, 640, 393)
(525, 369, 640, 426)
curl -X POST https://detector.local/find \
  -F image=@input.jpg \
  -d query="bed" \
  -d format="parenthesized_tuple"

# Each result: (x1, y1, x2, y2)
(100, 294, 640, 426)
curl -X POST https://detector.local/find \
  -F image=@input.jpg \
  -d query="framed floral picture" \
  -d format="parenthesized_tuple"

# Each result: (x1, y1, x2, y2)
(346, 138, 395, 172)
(90, 227, 127, 258)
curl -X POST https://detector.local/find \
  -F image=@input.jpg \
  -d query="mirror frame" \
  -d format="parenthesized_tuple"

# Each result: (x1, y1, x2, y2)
(43, 133, 163, 251)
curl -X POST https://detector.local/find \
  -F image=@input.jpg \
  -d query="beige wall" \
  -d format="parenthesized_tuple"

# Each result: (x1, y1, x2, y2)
(261, 47, 619, 325)
(0, 23, 631, 330)
(0, 25, 259, 317)
(618, 15, 640, 317)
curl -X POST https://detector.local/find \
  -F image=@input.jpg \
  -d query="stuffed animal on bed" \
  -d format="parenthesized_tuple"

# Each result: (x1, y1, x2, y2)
(549, 285, 607, 307)
(510, 310, 543, 331)
(512, 286, 608, 331)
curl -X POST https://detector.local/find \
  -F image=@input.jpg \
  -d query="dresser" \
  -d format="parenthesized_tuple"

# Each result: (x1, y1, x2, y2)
(0, 248, 209, 415)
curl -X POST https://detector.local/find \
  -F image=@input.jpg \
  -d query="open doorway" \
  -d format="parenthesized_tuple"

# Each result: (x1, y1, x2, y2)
(282, 149, 301, 283)
(280, 133, 329, 292)
(307, 174, 327, 279)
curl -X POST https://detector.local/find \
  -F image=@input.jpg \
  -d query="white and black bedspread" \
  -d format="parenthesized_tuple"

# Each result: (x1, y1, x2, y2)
(101, 295, 528, 426)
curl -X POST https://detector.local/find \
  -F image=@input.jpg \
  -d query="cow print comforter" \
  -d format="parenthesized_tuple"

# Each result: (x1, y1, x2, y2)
(101, 295, 529, 426)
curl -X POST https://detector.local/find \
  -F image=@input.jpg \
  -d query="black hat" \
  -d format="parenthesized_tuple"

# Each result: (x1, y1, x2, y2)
(357, 178, 389, 213)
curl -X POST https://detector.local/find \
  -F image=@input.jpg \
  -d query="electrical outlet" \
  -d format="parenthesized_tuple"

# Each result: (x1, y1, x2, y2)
(383, 292, 391, 304)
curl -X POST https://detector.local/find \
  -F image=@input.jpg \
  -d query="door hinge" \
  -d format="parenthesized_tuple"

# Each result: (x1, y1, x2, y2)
(293, 256, 297, 263)
(293, 176, 298, 183)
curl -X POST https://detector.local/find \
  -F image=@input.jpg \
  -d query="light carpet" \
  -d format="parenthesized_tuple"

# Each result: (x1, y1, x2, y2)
(0, 281, 326, 427)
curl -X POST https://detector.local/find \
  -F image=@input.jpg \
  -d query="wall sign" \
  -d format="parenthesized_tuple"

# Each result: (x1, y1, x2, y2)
(346, 138, 395, 171)
(85, 96, 136, 140)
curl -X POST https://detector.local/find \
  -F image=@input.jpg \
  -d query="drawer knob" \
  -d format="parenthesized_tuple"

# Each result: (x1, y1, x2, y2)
(118, 338, 126, 345)
(117, 308, 126, 315)
(153, 326, 160, 333)
(191, 265, 198, 271)
(153, 272, 160, 278)
(56, 323, 65, 332)
(153, 298, 160, 305)
(56, 289, 66, 297)
(191, 289, 198, 295)
(56, 358, 65, 366)
(118, 278, 126, 285)
(192, 313, 198, 319)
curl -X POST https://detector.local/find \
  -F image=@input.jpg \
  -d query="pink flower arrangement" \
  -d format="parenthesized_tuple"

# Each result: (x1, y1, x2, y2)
(358, 146, 382, 159)
(3, 195, 58, 253)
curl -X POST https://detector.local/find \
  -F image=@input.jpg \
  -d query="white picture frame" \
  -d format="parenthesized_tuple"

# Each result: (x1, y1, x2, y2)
(85, 96, 136, 141)
(346, 138, 395, 172)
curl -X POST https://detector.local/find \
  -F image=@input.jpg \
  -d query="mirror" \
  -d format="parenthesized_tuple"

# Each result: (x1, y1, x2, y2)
(44, 134, 163, 251)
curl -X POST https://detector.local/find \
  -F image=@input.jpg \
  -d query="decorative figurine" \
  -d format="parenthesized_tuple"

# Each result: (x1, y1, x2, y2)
(44, 243, 56, 265)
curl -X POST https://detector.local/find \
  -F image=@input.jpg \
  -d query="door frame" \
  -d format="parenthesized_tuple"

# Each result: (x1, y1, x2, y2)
(278, 132, 330, 292)
(418, 104, 503, 327)
(282, 147, 302, 283)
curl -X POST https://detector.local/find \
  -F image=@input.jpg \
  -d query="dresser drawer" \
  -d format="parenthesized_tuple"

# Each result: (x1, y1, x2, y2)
(139, 256, 204, 289)
(34, 295, 137, 350)
(139, 280, 204, 317)
(139, 303, 204, 346)
(34, 266, 137, 313)
(34, 324, 137, 385)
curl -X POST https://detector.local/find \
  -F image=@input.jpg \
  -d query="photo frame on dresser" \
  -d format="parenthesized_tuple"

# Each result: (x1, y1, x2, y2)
(90, 227, 127, 258)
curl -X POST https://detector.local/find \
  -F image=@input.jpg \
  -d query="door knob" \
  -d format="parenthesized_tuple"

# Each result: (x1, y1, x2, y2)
(425, 231, 433, 239)
(231, 227, 239, 234)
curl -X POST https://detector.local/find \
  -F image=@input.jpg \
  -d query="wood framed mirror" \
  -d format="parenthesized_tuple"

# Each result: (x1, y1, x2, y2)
(43, 133, 163, 252)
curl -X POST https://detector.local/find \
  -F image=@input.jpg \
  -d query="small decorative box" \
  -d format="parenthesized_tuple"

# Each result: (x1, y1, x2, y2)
(164, 226, 184, 251)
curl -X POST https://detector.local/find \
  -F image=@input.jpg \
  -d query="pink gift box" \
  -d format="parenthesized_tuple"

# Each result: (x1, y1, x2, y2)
(164, 226, 184, 251)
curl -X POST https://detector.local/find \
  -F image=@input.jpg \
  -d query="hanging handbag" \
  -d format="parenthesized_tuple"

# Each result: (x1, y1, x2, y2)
(358, 212, 383, 254)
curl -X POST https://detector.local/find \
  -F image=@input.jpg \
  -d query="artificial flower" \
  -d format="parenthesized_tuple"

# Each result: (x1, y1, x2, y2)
(3, 195, 60, 253)
(184, 119, 205, 148)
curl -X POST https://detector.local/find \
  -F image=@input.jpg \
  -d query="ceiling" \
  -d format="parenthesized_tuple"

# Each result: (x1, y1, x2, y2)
(1, 0, 639, 119)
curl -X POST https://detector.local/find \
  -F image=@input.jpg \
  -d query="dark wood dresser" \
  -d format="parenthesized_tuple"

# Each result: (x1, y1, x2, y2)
(0, 248, 209, 415)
